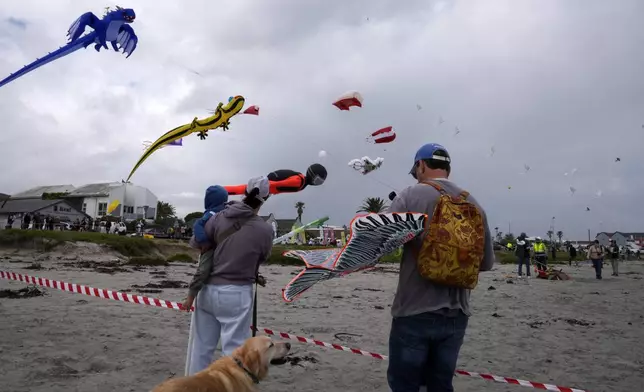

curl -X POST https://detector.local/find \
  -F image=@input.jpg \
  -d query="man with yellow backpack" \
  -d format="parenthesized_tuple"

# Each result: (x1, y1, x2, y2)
(387, 143, 495, 392)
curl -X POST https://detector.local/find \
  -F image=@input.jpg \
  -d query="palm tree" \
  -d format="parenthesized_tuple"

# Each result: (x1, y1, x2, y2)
(295, 201, 305, 222)
(546, 230, 554, 246)
(356, 197, 387, 213)
(556, 230, 563, 244)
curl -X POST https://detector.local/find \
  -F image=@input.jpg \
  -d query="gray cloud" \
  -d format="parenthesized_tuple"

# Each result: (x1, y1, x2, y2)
(0, 0, 642, 240)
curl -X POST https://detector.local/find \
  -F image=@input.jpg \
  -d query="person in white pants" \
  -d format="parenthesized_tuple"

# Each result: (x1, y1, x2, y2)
(183, 176, 274, 376)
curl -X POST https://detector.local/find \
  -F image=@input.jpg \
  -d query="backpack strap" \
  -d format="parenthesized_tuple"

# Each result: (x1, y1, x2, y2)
(420, 180, 446, 194)
(216, 215, 254, 245)
(421, 181, 470, 201)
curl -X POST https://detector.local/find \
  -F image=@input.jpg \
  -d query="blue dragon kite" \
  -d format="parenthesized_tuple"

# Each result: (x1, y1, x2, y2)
(0, 6, 138, 89)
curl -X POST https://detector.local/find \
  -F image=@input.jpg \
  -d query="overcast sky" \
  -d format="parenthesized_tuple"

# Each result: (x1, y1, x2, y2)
(1, 0, 642, 240)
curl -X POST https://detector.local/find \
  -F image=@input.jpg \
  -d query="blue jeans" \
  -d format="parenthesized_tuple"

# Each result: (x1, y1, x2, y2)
(517, 255, 530, 276)
(387, 311, 468, 392)
(591, 258, 603, 279)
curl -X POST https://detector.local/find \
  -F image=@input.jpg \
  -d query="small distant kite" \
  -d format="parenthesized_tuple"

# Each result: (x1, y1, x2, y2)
(416, 104, 422, 111)
(348, 156, 384, 175)
(507, 186, 512, 190)
(569, 186, 576, 195)
(564, 168, 578, 176)
(438, 116, 445, 125)
(615, 157, 621, 162)
(454, 127, 460, 136)
(366, 126, 396, 144)
(242, 105, 259, 115)
(586, 207, 591, 211)
(523, 164, 531, 173)
(490, 146, 496, 157)
(106, 200, 120, 215)
(333, 91, 363, 111)
(142, 138, 182, 150)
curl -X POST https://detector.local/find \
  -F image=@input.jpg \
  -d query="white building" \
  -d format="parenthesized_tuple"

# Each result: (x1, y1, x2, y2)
(8, 182, 158, 222)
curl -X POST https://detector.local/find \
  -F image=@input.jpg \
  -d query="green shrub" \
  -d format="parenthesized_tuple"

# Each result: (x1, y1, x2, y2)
(0, 229, 157, 257)
(167, 253, 196, 263)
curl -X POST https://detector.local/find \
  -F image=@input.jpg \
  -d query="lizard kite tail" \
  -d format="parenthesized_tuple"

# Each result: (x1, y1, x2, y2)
(0, 6, 138, 89)
(125, 96, 246, 182)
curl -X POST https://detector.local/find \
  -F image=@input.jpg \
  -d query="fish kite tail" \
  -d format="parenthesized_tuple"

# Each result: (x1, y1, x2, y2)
(0, 34, 95, 89)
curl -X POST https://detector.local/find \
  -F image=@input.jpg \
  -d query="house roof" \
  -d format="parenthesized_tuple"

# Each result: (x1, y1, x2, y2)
(275, 218, 298, 232)
(10, 185, 76, 199)
(597, 231, 644, 238)
(67, 182, 122, 197)
(0, 199, 62, 214)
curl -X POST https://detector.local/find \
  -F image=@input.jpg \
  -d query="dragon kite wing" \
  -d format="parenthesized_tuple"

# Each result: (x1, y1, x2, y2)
(282, 212, 427, 302)
(67, 12, 100, 42)
(116, 25, 138, 58)
(0, 8, 138, 89)
(126, 96, 245, 182)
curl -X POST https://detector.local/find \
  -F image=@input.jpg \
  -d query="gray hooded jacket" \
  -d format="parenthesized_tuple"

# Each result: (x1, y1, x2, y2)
(188, 201, 273, 295)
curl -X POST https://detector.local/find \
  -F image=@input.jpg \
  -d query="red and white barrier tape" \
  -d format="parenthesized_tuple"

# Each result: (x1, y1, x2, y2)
(0, 270, 587, 392)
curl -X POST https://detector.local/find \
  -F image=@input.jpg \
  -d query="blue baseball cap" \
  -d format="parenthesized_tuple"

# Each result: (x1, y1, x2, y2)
(409, 143, 451, 176)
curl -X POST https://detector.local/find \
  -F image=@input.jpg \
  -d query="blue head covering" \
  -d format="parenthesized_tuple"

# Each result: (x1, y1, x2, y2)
(204, 185, 228, 213)
(194, 185, 229, 245)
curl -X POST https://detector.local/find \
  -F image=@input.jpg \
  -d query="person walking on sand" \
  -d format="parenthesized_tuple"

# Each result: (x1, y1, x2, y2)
(387, 143, 495, 392)
(587, 240, 605, 279)
(568, 243, 577, 266)
(608, 240, 620, 277)
(183, 176, 273, 376)
(516, 233, 530, 278)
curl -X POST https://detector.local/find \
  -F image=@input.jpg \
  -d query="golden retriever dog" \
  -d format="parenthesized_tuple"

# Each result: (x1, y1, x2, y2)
(152, 336, 291, 392)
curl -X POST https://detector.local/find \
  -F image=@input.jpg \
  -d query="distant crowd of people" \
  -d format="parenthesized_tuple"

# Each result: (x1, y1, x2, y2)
(507, 233, 640, 280)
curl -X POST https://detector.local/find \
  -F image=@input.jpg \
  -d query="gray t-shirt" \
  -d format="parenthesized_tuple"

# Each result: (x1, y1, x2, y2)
(387, 178, 495, 318)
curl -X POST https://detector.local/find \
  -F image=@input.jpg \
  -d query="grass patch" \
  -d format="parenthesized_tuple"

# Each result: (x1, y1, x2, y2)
(127, 256, 169, 267)
(0, 229, 157, 257)
(496, 251, 578, 265)
(167, 253, 196, 263)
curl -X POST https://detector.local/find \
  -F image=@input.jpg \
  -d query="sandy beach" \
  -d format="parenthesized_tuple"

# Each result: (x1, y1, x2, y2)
(1, 243, 643, 392)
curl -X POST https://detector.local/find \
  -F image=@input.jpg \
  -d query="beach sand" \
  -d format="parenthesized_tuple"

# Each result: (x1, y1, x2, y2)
(1, 244, 643, 392)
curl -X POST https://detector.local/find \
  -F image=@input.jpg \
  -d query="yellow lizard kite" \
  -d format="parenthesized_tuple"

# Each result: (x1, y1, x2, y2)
(126, 95, 245, 182)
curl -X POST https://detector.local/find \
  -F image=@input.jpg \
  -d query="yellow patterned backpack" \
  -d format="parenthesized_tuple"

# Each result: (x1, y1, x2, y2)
(416, 181, 486, 289)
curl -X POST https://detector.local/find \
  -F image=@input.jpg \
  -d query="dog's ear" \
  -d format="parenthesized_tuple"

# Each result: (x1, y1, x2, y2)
(244, 348, 268, 380)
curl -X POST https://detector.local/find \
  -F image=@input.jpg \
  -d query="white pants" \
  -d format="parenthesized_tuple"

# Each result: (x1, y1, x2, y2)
(185, 284, 254, 376)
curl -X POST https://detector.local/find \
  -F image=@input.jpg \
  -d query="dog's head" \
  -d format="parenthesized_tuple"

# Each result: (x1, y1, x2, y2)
(232, 336, 291, 381)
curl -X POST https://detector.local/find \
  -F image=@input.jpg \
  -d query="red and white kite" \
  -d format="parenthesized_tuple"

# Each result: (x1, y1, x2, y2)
(366, 126, 396, 144)
(243, 105, 260, 115)
(333, 91, 363, 110)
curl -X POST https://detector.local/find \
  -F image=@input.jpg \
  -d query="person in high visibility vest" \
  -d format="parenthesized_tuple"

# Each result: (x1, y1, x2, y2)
(533, 237, 547, 272)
